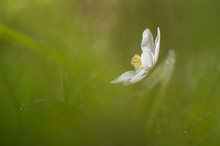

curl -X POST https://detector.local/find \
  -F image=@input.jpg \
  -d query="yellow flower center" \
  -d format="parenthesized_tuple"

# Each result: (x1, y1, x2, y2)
(131, 54, 143, 69)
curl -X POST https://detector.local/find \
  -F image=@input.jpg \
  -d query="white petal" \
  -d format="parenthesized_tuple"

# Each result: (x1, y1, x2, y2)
(123, 70, 148, 85)
(141, 51, 154, 69)
(110, 71, 137, 84)
(141, 28, 155, 52)
(153, 27, 160, 64)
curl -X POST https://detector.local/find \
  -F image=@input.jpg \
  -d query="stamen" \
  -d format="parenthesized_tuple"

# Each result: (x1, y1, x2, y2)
(131, 54, 143, 69)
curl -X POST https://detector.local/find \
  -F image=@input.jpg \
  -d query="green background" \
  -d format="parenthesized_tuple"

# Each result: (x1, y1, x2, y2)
(0, 0, 220, 145)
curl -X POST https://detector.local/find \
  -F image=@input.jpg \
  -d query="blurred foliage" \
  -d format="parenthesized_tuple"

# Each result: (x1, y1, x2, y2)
(0, 0, 220, 146)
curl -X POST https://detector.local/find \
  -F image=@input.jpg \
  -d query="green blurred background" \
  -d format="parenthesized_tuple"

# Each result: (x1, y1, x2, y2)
(0, 0, 220, 145)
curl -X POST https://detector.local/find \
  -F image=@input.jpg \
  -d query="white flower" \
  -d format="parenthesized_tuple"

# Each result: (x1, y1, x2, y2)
(110, 27, 161, 85)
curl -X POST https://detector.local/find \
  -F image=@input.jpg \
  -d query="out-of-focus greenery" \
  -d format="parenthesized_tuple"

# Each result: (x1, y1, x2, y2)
(0, 0, 220, 146)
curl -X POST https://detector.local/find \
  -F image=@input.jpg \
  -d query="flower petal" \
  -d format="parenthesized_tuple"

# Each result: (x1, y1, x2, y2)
(153, 27, 160, 64)
(141, 51, 154, 69)
(110, 71, 137, 84)
(123, 70, 148, 85)
(141, 28, 155, 52)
